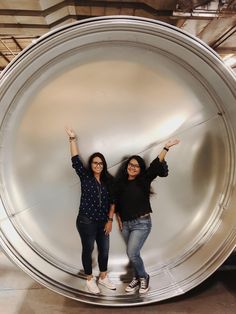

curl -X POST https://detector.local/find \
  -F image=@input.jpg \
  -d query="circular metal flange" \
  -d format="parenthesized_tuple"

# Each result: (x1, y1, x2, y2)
(0, 16, 236, 306)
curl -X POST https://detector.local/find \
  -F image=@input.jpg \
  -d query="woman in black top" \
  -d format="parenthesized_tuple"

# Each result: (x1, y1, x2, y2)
(115, 139, 179, 294)
(65, 127, 116, 294)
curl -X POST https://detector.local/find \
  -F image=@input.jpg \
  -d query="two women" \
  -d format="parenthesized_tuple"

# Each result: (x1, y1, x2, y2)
(115, 139, 179, 293)
(66, 127, 179, 294)
(65, 127, 116, 294)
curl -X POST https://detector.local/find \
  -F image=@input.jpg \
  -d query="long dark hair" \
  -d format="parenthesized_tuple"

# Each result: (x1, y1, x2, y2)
(123, 155, 146, 180)
(116, 155, 146, 183)
(116, 155, 153, 195)
(88, 152, 113, 185)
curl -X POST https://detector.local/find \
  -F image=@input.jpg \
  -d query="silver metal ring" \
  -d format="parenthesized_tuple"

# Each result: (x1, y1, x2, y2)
(0, 16, 236, 306)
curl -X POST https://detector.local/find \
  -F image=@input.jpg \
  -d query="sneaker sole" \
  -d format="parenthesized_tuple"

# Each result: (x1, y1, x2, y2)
(86, 283, 101, 294)
(139, 287, 150, 294)
(98, 281, 116, 290)
(87, 287, 100, 294)
(125, 285, 139, 293)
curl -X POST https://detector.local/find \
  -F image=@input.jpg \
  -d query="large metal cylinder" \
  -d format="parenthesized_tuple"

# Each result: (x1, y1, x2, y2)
(0, 16, 236, 306)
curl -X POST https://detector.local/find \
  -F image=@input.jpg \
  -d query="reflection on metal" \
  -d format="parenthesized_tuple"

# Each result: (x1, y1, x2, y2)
(0, 16, 236, 306)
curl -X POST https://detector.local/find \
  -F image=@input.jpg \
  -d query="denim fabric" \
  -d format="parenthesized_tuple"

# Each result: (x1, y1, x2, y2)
(122, 216, 152, 278)
(76, 215, 109, 275)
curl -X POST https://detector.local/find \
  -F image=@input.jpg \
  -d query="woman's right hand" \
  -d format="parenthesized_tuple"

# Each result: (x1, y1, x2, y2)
(165, 138, 180, 149)
(65, 127, 76, 138)
(65, 127, 79, 156)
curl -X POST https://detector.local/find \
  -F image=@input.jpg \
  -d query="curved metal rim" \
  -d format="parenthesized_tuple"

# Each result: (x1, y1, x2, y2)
(0, 16, 236, 306)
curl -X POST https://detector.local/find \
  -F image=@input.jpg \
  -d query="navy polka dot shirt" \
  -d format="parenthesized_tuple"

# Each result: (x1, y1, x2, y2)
(71, 155, 112, 222)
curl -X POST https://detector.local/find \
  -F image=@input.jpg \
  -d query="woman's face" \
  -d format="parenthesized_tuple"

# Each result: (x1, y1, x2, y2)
(91, 156, 104, 176)
(127, 158, 141, 179)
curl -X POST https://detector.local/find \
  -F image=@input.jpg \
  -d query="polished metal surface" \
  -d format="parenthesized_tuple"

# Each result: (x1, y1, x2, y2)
(0, 16, 236, 306)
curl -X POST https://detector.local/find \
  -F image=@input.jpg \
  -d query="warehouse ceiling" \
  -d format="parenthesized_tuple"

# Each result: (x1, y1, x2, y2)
(0, 0, 236, 71)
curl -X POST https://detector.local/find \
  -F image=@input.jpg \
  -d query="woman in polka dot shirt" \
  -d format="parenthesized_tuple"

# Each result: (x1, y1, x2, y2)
(66, 127, 116, 294)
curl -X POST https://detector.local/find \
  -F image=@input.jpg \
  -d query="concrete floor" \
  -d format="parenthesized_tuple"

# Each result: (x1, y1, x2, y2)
(0, 251, 236, 314)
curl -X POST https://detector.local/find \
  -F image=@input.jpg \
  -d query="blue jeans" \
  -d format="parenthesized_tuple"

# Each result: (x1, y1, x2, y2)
(76, 215, 109, 275)
(122, 216, 152, 279)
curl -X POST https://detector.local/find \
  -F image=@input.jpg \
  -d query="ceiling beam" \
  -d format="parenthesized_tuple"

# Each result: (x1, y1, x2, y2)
(197, 15, 236, 47)
(216, 47, 236, 54)
(172, 9, 236, 19)
(176, 0, 212, 12)
(0, 39, 16, 56)
(0, 15, 79, 30)
(11, 36, 23, 50)
(0, 51, 11, 63)
(211, 25, 236, 49)
(0, 35, 40, 39)
(0, 23, 49, 30)
(75, 1, 172, 16)
(0, 1, 173, 18)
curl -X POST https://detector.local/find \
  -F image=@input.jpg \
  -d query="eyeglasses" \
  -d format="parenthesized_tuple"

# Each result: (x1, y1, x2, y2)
(92, 161, 104, 167)
(128, 162, 140, 169)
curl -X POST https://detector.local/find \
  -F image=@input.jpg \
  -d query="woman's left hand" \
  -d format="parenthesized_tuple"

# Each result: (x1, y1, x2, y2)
(165, 139, 180, 149)
(65, 127, 76, 138)
(104, 221, 112, 235)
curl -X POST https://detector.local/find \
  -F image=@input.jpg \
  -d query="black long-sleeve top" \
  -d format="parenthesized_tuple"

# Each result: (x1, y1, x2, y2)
(71, 155, 113, 222)
(115, 157, 168, 221)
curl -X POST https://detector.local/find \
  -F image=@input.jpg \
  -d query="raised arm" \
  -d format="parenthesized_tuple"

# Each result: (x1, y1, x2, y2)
(65, 127, 79, 157)
(158, 139, 180, 162)
(146, 138, 180, 181)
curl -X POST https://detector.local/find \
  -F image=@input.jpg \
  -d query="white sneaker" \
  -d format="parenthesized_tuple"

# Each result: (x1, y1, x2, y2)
(86, 278, 100, 294)
(98, 275, 116, 290)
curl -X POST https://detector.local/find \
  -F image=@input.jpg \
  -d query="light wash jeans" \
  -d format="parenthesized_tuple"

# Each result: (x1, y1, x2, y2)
(122, 215, 152, 279)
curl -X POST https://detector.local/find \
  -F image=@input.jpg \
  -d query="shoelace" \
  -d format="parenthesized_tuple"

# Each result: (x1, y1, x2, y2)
(140, 278, 147, 289)
(129, 278, 138, 287)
